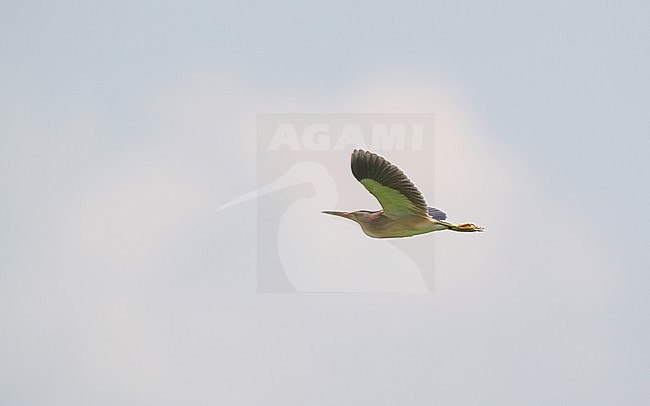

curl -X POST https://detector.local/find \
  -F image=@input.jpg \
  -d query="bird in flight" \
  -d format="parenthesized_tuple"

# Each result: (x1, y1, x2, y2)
(323, 149, 483, 238)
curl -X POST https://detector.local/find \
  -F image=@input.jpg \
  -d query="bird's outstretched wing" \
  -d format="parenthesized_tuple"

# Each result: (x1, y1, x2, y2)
(351, 149, 429, 218)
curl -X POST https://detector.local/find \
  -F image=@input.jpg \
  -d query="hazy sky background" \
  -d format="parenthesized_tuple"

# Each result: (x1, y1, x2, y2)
(1, 1, 649, 404)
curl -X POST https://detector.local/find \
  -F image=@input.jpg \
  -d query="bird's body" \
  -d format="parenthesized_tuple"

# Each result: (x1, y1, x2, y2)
(339, 209, 447, 238)
(323, 150, 483, 238)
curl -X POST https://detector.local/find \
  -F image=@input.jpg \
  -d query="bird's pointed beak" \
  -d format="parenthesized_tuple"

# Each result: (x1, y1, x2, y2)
(322, 210, 354, 219)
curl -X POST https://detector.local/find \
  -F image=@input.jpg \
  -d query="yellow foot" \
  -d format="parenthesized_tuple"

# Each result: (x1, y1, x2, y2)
(453, 223, 484, 232)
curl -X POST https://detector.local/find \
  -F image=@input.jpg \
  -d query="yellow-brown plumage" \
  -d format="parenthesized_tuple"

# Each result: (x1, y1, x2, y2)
(323, 150, 483, 238)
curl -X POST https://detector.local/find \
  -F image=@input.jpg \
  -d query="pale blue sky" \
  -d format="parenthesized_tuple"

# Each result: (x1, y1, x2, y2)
(1, 1, 649, 404)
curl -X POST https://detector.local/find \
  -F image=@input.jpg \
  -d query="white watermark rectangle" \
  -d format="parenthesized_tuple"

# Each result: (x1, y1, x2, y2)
(257, 114, 437, 293)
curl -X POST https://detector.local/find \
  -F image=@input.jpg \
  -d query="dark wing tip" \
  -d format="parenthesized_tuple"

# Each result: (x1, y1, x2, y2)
(427, 207, 447, 221)
(351, 149, 386, 182)
(350, 149, 366, 181)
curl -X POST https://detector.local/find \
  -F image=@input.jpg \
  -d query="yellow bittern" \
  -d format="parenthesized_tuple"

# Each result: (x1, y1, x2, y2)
(323, 149, 483, 238)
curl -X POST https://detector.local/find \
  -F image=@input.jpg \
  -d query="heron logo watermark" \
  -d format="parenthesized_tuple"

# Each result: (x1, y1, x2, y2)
(219, 114, 437, 293)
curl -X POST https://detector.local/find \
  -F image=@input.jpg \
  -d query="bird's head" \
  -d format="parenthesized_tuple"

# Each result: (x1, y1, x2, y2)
(321, 210, 375, 223)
